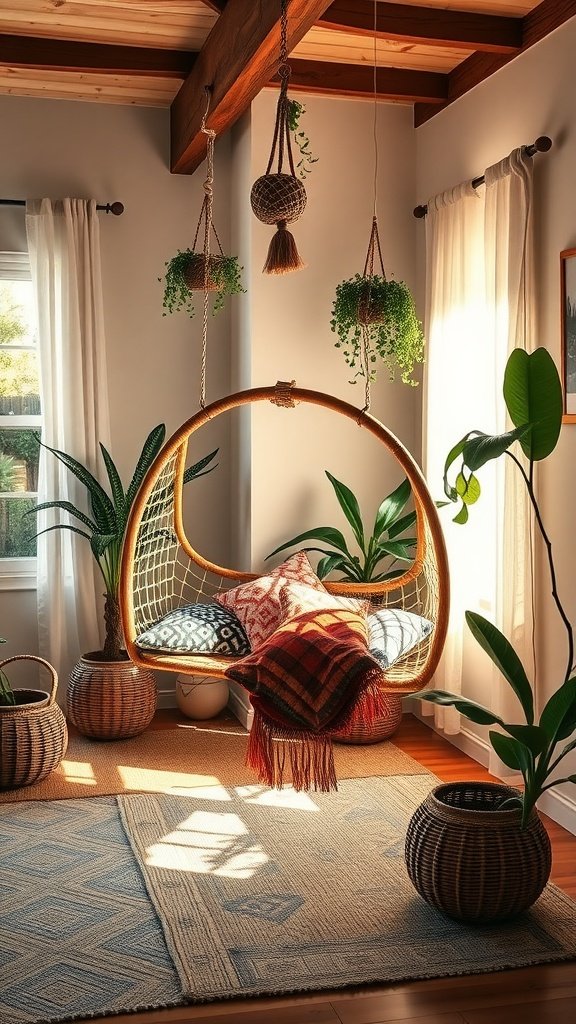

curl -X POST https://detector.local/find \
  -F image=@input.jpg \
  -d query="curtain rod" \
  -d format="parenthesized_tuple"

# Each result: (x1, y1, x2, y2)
(0, 199, 124, 215)
(413, 136, 552, 219)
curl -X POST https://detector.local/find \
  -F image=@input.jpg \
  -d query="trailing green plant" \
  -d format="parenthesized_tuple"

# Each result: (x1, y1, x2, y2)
(331, 273, 425, 387)
(0, 636, 15, 707)
(161, 249, 244, 318)
(287, 100, 318, 179)
(267, 472, 418, 583)
(419, 347, 576, 827)
(27, 427, 218, 662)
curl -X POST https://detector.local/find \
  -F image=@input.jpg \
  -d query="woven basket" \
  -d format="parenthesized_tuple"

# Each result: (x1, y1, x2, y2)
(0, 656, 68, 790)
(183, 253, 225, 292)
(334, 692, 403, 744)
(405, 781, 552, 922)
(250, 173, 307, 226)
(67, 653, 157, 740)
(357, 282, 387, 326)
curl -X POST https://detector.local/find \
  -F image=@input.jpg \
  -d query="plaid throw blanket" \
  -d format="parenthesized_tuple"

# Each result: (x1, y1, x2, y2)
(225, 607, 387, 792)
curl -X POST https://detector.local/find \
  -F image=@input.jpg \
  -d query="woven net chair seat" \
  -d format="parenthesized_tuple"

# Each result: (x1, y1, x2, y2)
(120, 385, 449, 695)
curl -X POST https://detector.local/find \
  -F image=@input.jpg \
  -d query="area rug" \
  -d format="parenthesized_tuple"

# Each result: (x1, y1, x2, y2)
(0, 716, 424, 803)
(0, 797, 184, 1024)
(119, 774, 576, 1002)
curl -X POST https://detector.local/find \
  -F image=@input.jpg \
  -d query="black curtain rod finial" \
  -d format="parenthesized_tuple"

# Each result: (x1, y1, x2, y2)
(0, 198, 124, 215)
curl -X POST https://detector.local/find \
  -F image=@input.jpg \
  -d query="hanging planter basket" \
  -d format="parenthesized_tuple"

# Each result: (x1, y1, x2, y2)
(331, 217, 425, 394)
(183, 253, 227, 292)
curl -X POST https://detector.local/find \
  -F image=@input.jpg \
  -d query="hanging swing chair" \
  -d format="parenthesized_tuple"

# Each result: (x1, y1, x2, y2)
(119, 383, 449, 699)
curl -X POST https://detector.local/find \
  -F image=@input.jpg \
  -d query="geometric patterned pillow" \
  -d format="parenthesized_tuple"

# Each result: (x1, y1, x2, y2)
(135, 602, 250, 655)
(367, 608, 433, 669)
(214, 551, 326, 650)
(280, 580, 369, 625)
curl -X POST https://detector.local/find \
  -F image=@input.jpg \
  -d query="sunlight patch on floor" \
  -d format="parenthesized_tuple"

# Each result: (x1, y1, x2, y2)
(117, 764, 222, 790)
(145, 809, 269, 878)
(60, 760, 96, 785)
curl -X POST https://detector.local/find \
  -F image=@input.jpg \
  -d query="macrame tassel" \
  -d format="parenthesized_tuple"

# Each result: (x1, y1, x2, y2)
(263, 220, 305, 275)
(247, 710, 338, 792)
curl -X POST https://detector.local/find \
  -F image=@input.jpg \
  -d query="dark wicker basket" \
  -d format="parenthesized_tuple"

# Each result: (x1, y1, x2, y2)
(183, 253, 225, 292)
(0, 656, 68, 790)
(250, 173, 307, 226)
(405, 781, 552, 922)
(67, 653, 157, 740)
(357, 282, 386, 326)
(334, 692, 403, 744)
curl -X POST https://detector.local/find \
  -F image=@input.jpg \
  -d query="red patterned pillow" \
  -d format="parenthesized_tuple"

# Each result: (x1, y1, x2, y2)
(280, 581, 369, 626)
(215, 551, 325, 649)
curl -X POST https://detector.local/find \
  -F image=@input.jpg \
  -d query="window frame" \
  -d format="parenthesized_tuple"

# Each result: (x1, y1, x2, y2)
(0, 251, 41, 590)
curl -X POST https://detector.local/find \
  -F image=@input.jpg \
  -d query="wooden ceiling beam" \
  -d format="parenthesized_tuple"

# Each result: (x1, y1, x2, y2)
(170, 0, 334, 175)
(415, 0, 576, 127)
(198, 0, 228, 12)
(282, 57, 447, 104)
(0, 33, 194, 77)
(318, 1, 522, 54)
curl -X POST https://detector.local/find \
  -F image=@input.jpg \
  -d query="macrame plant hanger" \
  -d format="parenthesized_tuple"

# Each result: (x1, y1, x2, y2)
(250, 0, 307, 274)
(195, 86, 220, 410)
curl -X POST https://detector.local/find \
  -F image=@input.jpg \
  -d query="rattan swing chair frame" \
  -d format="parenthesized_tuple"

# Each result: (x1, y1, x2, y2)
(120, 382, 449, 696)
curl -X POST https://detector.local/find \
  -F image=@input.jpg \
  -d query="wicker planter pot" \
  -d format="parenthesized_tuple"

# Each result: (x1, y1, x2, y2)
(183, 254, 224, 292)
(67, 653, 157, 740)
(334, 693, 403, 744)
(357, 283, 386, 326)
(0, 656, 68, 790)
(405, 781, 552, 923)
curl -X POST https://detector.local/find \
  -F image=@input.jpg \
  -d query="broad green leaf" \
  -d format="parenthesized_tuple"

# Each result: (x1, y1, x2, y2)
(374, 540, 415, 561)
(465, 611, 534, 724)
(502, 723, 549, 755)
(456, 471, 481, 505)
(40, 440, 116, 533)
(316, 554, 347, 579)
(35, 523, 92, 543)
(183, 448, 219, 483)
(125, 424, 166, 509)
(372, 568, 406, 582)
(419, 690, 504, 726)
(387, 509, 417, 539)
(326, 471, 365, 552)
(462, 426, 531, 472)
(504, 348, 562, 461)
(373, 478, 411, 538)
(29, 500, 97, 532)
(453, 504, 469, 525)
(267, 527, 353, 560)
(99, 443, 125, 520)
(540, 677, 576, 741)
(90, 534, 116, 559)
(489, 730, 532, 774)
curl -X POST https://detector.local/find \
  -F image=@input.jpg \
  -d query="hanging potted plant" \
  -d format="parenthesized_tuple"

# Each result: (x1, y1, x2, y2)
(161, 248, 244, 318)
(405, 348, 569, 923)
(331, 217, 425, 390)
(28, 427, 218, 740)
(0, 638, 67, 789)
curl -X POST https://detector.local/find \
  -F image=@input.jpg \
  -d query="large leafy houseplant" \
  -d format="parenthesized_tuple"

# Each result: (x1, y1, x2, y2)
(30, 426, 218, 662)
(267, 472, 417, 583)
(420, 347, 576, 827)
(161, 249, 244, 318)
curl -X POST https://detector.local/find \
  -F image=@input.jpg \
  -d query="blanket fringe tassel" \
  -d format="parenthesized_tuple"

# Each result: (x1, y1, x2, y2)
(247, 712, 338, 793)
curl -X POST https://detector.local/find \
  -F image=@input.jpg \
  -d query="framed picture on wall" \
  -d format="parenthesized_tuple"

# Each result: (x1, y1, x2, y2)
(561, 248, 576, 423)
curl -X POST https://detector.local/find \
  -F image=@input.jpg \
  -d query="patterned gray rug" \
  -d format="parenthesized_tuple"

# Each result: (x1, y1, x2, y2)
(2, 776, 576, 1023)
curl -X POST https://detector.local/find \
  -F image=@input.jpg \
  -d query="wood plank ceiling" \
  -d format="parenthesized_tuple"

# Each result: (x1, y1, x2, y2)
(0, 0, 574, 173)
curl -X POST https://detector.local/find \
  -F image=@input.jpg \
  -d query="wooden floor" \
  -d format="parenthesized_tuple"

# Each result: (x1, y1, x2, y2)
(79, 713, 576, 1024)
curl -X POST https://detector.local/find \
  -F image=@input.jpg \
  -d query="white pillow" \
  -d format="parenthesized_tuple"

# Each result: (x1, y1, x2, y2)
(368, 609, 433, 668)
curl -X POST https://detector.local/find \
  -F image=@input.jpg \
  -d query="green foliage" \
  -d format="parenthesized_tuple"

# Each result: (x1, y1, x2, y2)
(161, 250, 245, 317)
(0, 285, 27, 346)
(423, 347, 575, 826)
(266, 472, 417, 583)
(0, 497, 37, 557)
(0, 635, 15, 707)
(27, 427, 219, 660)
(0, 454, 15, 492)
(287, 100, 318, 179)
(0, 430, 40, 490)
(330, 274, 425, 386)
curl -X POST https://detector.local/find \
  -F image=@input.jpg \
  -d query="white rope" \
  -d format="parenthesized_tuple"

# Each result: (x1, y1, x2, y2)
(200, 86, 216, 410)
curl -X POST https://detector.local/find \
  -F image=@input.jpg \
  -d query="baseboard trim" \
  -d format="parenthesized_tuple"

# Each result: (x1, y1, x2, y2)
(407, 700, 576, 836)
(227, 681, 254, 731)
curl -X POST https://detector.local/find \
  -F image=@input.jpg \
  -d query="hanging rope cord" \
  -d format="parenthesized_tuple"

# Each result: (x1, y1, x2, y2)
(194, 86, 222, 410)
(266, 0, 296, 180)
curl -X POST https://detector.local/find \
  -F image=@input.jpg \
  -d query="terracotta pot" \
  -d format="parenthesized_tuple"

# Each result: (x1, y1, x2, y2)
(405, 781, 552, 922)
(0, 655, 68, 789)
(176, 675, 229, 720)
(67, 653, 157, 740)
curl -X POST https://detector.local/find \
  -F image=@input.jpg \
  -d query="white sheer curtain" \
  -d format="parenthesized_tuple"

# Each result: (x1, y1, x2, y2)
(423, 151, 535, 761)
(26, 199, 111, 692)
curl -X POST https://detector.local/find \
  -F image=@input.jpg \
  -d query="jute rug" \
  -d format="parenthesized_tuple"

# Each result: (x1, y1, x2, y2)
(0, 714, 423, 803)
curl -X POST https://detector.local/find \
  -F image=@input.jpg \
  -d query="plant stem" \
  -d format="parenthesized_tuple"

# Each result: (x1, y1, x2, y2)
(506, 451, 574, 684)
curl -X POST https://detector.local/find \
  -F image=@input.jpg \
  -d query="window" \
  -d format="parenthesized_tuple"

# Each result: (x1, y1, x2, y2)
(0, 252, 41, 588)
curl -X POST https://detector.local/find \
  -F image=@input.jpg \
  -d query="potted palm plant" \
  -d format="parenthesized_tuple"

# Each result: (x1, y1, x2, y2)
(405, 347, 573, 922)
(0, 637, 67, 788)
(30, 426, 218, 739)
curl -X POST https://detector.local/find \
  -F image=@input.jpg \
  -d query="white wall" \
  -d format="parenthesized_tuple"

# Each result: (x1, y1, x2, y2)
(0, 95, 233, 688)
(415, 16, 576, 830)
(235, 90, 421, 570)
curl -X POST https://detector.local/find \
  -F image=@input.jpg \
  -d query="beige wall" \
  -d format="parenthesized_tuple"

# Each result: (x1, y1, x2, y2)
(415, 17, 576, 825)
(0, 95, 233, 682)
(237, 90, 421, 570)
